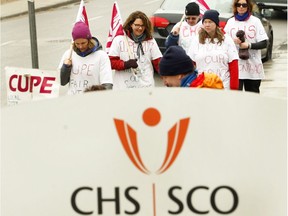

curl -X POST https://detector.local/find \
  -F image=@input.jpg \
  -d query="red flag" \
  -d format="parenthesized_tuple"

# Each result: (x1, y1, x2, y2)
(194, 0, 210, 16)
(75, 0, 89, 26)
(106, 2, 125, 53)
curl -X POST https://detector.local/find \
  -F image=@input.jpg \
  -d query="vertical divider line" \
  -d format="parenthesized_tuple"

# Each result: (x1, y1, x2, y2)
(153, 183, 156, 216)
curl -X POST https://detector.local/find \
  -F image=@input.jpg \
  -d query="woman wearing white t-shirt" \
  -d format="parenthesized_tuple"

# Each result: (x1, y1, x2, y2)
(224, 0, 268, 93)
(59, 21, 113, 95)
(188, 10, 239, 90)
(108, 11, 162, 89)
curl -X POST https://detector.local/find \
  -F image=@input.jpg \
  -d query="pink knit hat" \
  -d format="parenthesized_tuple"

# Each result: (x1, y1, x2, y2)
(72, 21, 92, 41)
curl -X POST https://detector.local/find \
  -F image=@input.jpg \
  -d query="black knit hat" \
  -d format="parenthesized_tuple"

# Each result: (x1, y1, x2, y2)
(185, 2, 200, 16)
(159, 46, 194, 76)
(202, 9, 220, 26)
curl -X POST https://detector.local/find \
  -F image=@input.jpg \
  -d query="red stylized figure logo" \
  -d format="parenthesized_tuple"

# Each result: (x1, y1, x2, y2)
(114, 107, 190, 175)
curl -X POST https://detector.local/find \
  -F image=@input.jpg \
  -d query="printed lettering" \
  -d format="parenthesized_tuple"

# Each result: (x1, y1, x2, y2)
(8, 74, 55, 94)
(73, 64, 94, 76)
(40, 77, 56, 93)
(71, 187, 93, 215)
(97, 187, 120, 214)
(211, 186, 239, 214)
(124, 187, 140, 214)
(168, 185, 238, 214)
(71, 187, 140, 215)
(247, 25, 256, 39)
(204, 54, 226, 64)
(168, 186, 184, 214)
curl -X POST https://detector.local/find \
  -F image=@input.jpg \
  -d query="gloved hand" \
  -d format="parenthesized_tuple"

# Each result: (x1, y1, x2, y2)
(238, 49, 249, 60)
(124, 59, 138, 69)
(236, 30, 245, 43)
(236, 30, 249, 60)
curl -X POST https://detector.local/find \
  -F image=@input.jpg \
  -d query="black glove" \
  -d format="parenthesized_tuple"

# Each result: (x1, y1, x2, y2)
(236, 30, 245, 43)
(236, 30, 249, 60)
(124, 59, 138, 69)
(239, 49, 249, 60)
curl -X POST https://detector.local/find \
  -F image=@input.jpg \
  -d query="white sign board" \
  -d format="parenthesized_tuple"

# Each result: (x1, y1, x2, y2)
(1, 88, 287, 216)
(5, 66, 60, 106)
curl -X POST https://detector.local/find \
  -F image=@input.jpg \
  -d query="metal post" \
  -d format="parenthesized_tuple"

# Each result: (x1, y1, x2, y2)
(28, 0, 39, 68)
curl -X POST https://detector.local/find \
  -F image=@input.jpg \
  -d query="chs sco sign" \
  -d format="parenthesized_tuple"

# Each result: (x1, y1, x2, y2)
(2, 89, 286, 216)
(71, 185, 239, 215)
(71, 108, 239, 215)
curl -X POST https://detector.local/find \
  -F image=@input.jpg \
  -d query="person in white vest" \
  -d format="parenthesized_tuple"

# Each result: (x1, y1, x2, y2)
(187, 10, 239, 90)
(108, 11, 162, 89)
(224, 0, 268, 93)
(165, 2, 202, 53)
(59, 21, 113, 95)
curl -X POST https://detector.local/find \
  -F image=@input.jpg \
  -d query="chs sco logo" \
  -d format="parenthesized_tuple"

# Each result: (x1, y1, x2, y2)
(71, 107, 239, 215)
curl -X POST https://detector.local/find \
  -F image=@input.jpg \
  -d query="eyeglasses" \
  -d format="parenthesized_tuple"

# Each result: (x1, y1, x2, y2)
(235, 3, 248, 8)
(133, 23, 145, 28)
(186, 17, 198, 20)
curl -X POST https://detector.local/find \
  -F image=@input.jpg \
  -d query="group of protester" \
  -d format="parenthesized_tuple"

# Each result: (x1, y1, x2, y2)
(59, 0, 268, 94)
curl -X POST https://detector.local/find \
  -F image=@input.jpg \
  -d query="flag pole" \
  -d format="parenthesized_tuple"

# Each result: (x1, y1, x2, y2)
(68, 41, 74, 60)
(115, 2, 137, 75)
(68, 0, 89, 60)
(107, 2, 137, 75)
(178, 13, 186, 29)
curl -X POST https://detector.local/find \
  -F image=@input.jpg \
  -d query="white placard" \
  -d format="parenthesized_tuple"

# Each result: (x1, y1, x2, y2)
(1, 88, 287, 216)
(5, 66, 60, 106)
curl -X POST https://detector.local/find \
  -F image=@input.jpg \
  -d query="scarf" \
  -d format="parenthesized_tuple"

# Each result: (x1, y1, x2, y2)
(131, 33, 146, 58)
(74, 37, 102, 57)
(181, 71, 198, 87)
(235, 12, 251, 21)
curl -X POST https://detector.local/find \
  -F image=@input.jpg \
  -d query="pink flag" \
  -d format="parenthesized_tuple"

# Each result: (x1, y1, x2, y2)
(195, 0, 210, 16)
(106, 2, 125, 53)
(75, 0, 89, 26)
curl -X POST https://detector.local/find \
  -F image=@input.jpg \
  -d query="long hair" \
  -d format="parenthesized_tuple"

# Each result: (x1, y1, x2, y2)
(232, 0, 254, 14)
(198, 27, 224, 45)
(123, 11, 153, 39)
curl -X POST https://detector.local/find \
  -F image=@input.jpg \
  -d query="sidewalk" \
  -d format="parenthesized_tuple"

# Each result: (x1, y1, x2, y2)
(1, 0, 79, 20)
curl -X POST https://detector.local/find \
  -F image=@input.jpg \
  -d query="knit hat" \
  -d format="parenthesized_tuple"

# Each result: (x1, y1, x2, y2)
(185, 2, 200, 16)
(72, 21, 92, 41)
(159, 46, 194, 76)
(202, 9, 220, 26)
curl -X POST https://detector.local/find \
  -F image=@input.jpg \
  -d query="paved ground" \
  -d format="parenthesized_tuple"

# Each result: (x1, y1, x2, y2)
(1, 0, 78, 20)
(260, 42, 287, 100)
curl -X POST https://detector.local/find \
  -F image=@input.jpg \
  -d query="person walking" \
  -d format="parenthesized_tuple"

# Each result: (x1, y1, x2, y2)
(59, 21, 113, 95)
(108, 11, 162, 89)
(224, 0, 268, 93)
(187, 9, 239, 90)
(159, 46, 224, 89)
(165, 2, 202, 53)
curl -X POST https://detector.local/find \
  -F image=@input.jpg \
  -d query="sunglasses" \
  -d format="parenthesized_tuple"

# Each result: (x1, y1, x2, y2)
(186, 17, 197, 20)
(235, 3, 248, 8)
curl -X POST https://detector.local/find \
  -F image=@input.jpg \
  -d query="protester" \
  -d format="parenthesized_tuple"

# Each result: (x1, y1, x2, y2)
(165, 2, 202, 53)
(187, 10, 239, 90)
(108, 11, 162, 89)
(59, 21, 113, 95)
(159, 46, 223, 88)
(224, 0, 268, 93)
